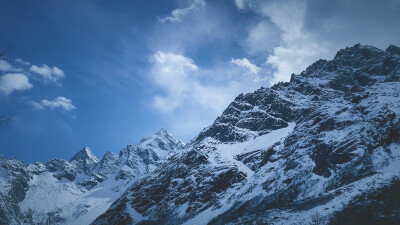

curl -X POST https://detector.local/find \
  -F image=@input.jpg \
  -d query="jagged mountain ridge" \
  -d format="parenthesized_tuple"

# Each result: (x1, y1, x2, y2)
(92, 44, 400, 225)
(0, 129, 184, 225)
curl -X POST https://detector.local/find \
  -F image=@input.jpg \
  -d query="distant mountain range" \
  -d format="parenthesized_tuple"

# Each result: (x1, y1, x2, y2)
(0, 129, 184, 224)
(1, 44, 400, 224)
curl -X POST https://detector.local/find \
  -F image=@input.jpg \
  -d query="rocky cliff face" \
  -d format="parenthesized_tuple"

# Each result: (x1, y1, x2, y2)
(93, 44, 400, 225)
(0, 129, 183, 225)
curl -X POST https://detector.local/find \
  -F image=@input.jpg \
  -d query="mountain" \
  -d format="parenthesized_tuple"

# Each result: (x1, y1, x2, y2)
(1, 44, 400, 225)
(0, 129, 183, 225)
(92, 44, 400, 225)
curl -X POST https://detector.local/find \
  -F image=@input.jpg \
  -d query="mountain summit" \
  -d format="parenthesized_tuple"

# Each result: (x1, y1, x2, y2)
(69, 147, 99, 174)
(140, 128, 184, 150)
(70, 146, 99, 163)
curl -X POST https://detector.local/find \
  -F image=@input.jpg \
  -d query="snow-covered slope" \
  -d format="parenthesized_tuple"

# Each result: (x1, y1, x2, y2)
(0, 129, 183, 225)
(93, 44, 400, 225)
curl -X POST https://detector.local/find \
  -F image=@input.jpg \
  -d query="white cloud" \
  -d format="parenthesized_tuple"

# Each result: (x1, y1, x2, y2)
(231, 58, 260, 74)
(15, 58, 31, 66)
(234, 0, 246, 9)
(29, 96, 76, 111)
(150, 51, 198, 113)
(245, 21, 281, 54)
(149, 51, 268, 116)
(266, 40, 330, 83)
(150, 51, 248, 114)
(29, 101, 45, 110)
(0, 60, 13, 72)
(159, 0, 205, 23)
(0, 73, 33, 95)
(30, 64, 65, 84)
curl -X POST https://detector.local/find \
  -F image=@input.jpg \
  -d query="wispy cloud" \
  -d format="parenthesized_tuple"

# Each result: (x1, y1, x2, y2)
(0, 60, 14, 72)
(231, 58, 260, 74)
(29, 101, 45, 110)
(29, 96, 76, 111)
(30, 64, 65, 84)
(0, 60, 23, 72)
(158, 0, 205, 23)
(234, 0, 246, 9)
(0, 73, 33, 95)
(245, 21, 280, 54)
(15, 58, 31, 66)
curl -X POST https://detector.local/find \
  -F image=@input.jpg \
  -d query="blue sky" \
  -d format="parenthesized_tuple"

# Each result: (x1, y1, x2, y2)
(0, 0, 399, 163)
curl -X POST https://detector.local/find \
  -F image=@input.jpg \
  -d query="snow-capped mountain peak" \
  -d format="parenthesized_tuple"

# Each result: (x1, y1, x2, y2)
(139, 128, 184, 152)
(69, 146, 99, 174)
(70, 147, 99, 163)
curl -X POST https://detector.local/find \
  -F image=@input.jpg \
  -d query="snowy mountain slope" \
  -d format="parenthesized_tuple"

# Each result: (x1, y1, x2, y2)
(93, 44, 400, 225)
(0, 129, 183, 225)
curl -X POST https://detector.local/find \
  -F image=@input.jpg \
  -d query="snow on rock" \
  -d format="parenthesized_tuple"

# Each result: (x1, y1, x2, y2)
(69, 147, 99, 175)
